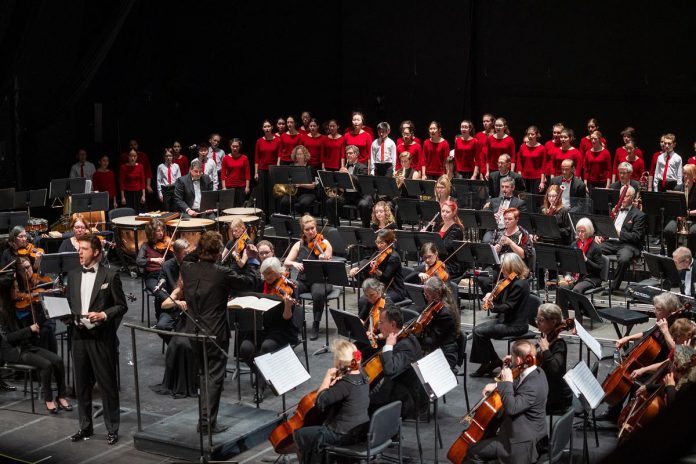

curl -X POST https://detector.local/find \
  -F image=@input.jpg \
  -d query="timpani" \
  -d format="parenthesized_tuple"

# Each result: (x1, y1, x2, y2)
(222, 207, 263, 217)
(166, 218, 216, 251)
(111, 216, 146, 256)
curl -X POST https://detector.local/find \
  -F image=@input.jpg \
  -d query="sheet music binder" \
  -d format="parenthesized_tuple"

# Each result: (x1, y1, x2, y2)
(411, 348, 457, 400)
(254, 344, 311, 396)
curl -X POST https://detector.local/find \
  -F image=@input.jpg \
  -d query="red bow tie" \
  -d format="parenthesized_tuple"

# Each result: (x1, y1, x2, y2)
(562, 178, 571, 183)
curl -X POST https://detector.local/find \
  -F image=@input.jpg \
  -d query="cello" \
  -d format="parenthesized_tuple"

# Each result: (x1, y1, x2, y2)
(601, 309, 685, 406)
(617, 361, 669, 442)
(447, 355, 537, 464)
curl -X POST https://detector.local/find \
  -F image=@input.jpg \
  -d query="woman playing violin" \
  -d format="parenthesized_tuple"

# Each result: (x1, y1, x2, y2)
(369, 200, 397, 232)
(136, 219, 169, 319)
(238, 257, 299, 402)
(470, 253, 531, 378)
(294, 339, 369, 464)
(405, 242, 449, 284)
(221, 217, 253, 270)
(356, 278, 390, 355)
(1, 226, 43, 271)
(285, 215, 333, 341)
(58, 215, 90, 253)
(349, 229, 406, 303)
(420, 276, 460, 368)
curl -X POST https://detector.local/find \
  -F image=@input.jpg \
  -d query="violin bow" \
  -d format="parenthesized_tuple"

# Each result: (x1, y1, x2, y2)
(354, 242, 395, 275)
(162, 216, 183, 261)
(0, 259, 17, 273)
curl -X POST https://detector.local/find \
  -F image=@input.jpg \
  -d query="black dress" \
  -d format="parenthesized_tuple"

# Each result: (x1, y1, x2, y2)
(539, 337, 573, 415)
(440, 223, 465, 277)
(355, 250, 406, 302)
(419, 304, 459, 368)
(150, 316, 196, 398)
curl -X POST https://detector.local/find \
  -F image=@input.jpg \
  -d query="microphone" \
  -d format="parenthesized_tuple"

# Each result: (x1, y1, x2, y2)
(153, 278, 167, 293)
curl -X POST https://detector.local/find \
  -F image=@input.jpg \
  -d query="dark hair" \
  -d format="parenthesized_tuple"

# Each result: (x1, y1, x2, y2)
(380, 302, 404, 328)
(197, 141, 209, 150)
(9, 226, 25, 243)
(198, 231, 224, 261)
(77, 234, 103, 255)
(145, 219, 164, 247)
(377, 229, 396, 244)
(420, 242, 438, 256)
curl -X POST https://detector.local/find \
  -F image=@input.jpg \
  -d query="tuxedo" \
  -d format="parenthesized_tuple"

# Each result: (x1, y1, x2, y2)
(67, 264, 128, 434)
(679, 261, 696, 297)
(488, 196, 528, 214)
(550, 175, 587, 198)
(326, 162, 372, 228)
(488, 170, 525, 199)
(601, 206, 646, 291)
(466, 367, 549, 464)
(664, 183, 696, 255)
(174, 173, 214, 214)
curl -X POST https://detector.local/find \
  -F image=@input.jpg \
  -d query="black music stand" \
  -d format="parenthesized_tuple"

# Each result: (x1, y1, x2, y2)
(71, 192, 109, 230)
(456, 242, 500, 324)
(414, 231, 446, 253)
(404, 179, 436, 199)
(373, 162, 392, 177)
(355, 228, 377, 249)
(395, 198, 420, 229)
(318, 170, 355, 226)
(269, 165, 313, 218)
(640, 191, 685, 255)
(200, 189, 236, 216)
(526, 213, 562, 242)
(358, 175, 400, 199)
(49, 177, 86, 209)
(394, 230, 418, 260)
(569, 213, 619, 240)
(517, 192, 545, 213)
(591, 188, 620, 215)
(269, 213, 301, 258)
(329, 309, 372, 346)
(458, 209, 497, 232)
(337, 226, 370, 262)
(13, 189, 47, 217)
(451, 179, 488, 209)
(0, 188, 15, 211)
(643, 252, 681, 289)
(0, 211, 29, 232)
(556, 287, 603, 326)
(40, 252, 81, 275)
(404, 283, 428, 310)
(302, 259, 349, 356)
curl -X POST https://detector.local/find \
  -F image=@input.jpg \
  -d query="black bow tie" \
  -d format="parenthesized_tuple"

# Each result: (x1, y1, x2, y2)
(620, 208, 629, 212)
(502, 197, 512, 201)
(82, 267, 96, 273)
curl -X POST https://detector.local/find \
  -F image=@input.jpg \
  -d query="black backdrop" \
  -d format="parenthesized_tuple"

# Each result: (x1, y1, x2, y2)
(2, 0, 696, 193)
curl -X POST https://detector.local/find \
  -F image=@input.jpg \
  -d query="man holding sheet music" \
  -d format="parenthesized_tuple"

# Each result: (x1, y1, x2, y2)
(466, 340, 548, 464)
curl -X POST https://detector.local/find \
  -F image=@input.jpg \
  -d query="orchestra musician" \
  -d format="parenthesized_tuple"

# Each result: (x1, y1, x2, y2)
(673, 247, 696, 297)
(325, 144, 371, 228)
(285, 215, 333, 341)
(293, 339, 370, 464)
(356, 278, 390, 355)
(58, 215, 91, 253)
(566, 218, 604, 293)
(180, 231, 261, 434)
(67, 234, 127, 445)
(1, 226, 43, 270)
(488, 154, 525, 198)
(348, 229, 406, 304)
(465, 340, 548, 464)
(596, 186, 646, 293)
(438, 200, 465, 277)
(420, 276, 460, 369)
(370, 200, 397, 232)
(549, 159, 588, 205)
(435, 175, 455, 206)
(13, 257, 57, 351)
(221, 217, 254, 271)
(483, 177, 527, 239)
(405, 242, 450, 284)
(240, 257, 300, 402)
(538, 185, 571, 245)
(395, 151, 420, 196)
(610, 161, 641, 191)
(136, 219, 169, 321)
(664, 164, 696, 255)
(470, 253, 531, 378)
(173, 158, 215, 219)
(155, 238, 190, 332)
(368, 302, 426, 419)
(278, 145, 317, 216)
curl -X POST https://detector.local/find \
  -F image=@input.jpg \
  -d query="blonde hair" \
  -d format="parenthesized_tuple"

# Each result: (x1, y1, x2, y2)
(229, 217, 245, 229)
(291, 145, 311, 163)
(436, 175, 452, 201)
(299, 214, 316, 230)
(501, 253, 530, 279)
(371, 201, 396, 226)
(331, 339, 359, 368)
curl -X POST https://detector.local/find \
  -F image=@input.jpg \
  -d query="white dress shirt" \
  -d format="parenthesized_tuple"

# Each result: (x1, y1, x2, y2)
(209, 148, 225, 172)
(614, 206, 630, 234)
(80, 262, 99, 316)
(685, 259, 693, 297)
(69, 161, 96, 180)
(652, 151, 683, 191)
(202, 158, 218, 190)
(192, 180, 202, 210)
(370, 137, 397, 174)
(156, 163, 182, 197)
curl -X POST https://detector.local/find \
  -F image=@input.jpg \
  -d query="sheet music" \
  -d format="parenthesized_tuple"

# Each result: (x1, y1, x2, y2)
(254, 345, 310, 396)
(574, 321, 602, 359)
(41, 296, 72, 319)
(411, 349, 457, 400)
(490, 244, 501, 265)
(227, 296, 278, 311)
(563, 361, 605, 410)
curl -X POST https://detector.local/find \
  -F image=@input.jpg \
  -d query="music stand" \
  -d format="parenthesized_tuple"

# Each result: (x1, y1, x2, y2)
(556, 287, 603, 326)
(373, 162, 392, 177)
(414, 231, 446, 254)
(329, 309, 372, 346)
(269, 214, 301, 258)
(0, 188, 15, 211)
(456, 242, 500, 324)
(355, 228, 377, 250)
(49, 177, 86, 209)
(458, 209, 498, 233)
(517, 192, 545, 213)
(200, 189, 236, 216)
(71, 192, 109, 231)
(591, 188, 620, 215)
(528, 213, 562, 242)
(358, 175, 400, 199)
(318, 170, 355, 226)
(13, 189, 47, 218)
(269, 165, 313, 217)
(40, 252, 81, 275)
(404, 179, 436, 199)
(640, 191, 685, 255)
(405, 283, 427, 310)
(569, 213, 619, 240)
(395, 198, 420, 229)
(451, 179, 488, 209)
(337, 226, 367, 262)
(643, 252, 681, 289)
(302, 260, 350, 356)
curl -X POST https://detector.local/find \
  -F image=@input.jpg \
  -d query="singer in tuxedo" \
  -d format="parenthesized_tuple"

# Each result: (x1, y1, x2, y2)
(180, 231, 260, 434)
(67, 235, 128, 445)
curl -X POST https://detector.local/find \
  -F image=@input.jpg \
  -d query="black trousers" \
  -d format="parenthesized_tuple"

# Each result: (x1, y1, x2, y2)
(294, 425, 362, 464)
(255, 170, 273, 218)
(227, 186, 247, 207)
(469, 320, 528, 364)
(191, 337, 230, 428)
(19, 345, 66, 401)
(72, 330, 120, 433)
(161, 185, 176, 212)
(279, 193, 316, 216)
(664, 219, 696, 256)
(144, 272, 164, 320)
(296, 280, 333, 323)
(523, 177, 543, 194)
(123, 190, 144, 213)
(600, 240, 641, 291)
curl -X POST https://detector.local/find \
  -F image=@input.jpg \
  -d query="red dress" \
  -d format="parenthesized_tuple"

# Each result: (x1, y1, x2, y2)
(344, 131, 373, 164)
(173, 154, 189, 176)
(119, 164, 145, 191)
(396, 141, 423, 171)
(92, 170, 116, 202)
(119, 151, 152, 180)
(453, 137, 481, 173)
(486, 135, 516, 174)
(584, 148, 612, 183)
(578, 136, 607, 155)
(422, 139, 450, 177)
(475, 131, 491, 172)
(396, 136, 422, 146)
(516, 144, 547, 180)
(255, 136, 281, 171)
(279, 133, 303, 163)
(322, 136, 344, 170)
(613, 146, 645, 179)
(301, 134, 324, 168)
(221, 154, 250, 188)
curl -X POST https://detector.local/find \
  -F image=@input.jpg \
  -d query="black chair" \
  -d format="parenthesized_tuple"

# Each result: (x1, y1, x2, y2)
(501, 293, 541, 353)
(583, 255, 611, 306)
(1, 363, 38, 414)
(324, 400, 402, 464)
(538, 407, 574, 464)
(107, 207, 136, 224)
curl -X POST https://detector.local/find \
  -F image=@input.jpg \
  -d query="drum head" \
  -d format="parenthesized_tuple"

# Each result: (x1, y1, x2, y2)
(223, 207, 263, 216)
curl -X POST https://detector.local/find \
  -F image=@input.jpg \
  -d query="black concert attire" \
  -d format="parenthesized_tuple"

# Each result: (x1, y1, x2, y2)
(370, 222, 398, 232)
(58, 238, 79, 253)
(369, 334, 425, 418)
(539, 206, 572, 246)
(679, 258, 696, 297)
(294, 372, 370, 464)
(483, 196, 527, 244)
(396, 167, 415, 197)
(222, 234, 255, 272)
(600, 206, 646, 291)
(441, 223, 465, 277)
(609, 180, 641, 192)
(464, 367, 548, 464)
(325, 162, 372, 228)
(180, 260, 258, 431)
(294, 242, 334, 328)
(155, 257, 183, 331)
(356, 296, 392, 357)
(470, 278, 530, 366)
(571, 238, 604, 294)
(419, 304, 459, 369)
(136, 243, 167, 321)
(479, 227, 534, 294)
(279, 184, 317, 217)
(173, 173, 214, 218)
(549, 175, 587, 199)
(664, 183, 696, 256)
(488, 170, 526, 198)
(539, 338, 573, 415)
(354, 249, 406, 305)
(67, 263, 128, 436)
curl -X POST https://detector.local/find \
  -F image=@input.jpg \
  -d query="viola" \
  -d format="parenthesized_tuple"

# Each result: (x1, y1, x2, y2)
(369, 246, 392, 275)
(447, 354, 536, 464)
(17, 243, 44, 259)
(154, 236, 172, 253)
(482, 271, 519, 311)
(15, 287, 61, 309)
(268, 276, 299, 306)
(366, 298, 386, 348)
(426, 260, 449, 282)
(307, 233, 328, 257)
(537, 318, 575, 365)
(402, 300, 444, 336)
(232, 232, 250, 265)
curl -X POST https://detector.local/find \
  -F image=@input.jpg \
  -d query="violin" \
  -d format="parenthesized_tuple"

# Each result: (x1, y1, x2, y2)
(425, 260, 449, 282)
(17, 243, 44, 259)
(366, 298, 386, 349)
(268, 276, 299, 306)
(232, 232, 250, 265)
(154, 236, 172, 253)
(369, 244, 393, 275)
(97, 235, 117, 249)
(306, 232, 328, 258)
(482, 271, 519, 311)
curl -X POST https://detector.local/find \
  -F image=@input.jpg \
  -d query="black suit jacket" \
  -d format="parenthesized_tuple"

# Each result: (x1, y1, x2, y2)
(573, 240, 603, 285)
(489, 170, 525, 198)
(159, 258, 181, 292)
(550, 175, 587, 198)
(491, 278, 530, 330)
(380, 333, 423, 380)
(488, 196, 528, 213)
(617, 207, 647, 249)
(174, 173, 214, 213)
(67, 264, 128, 336)
(609, 180, 641, 191)
(497, 367, 549, 464)
(679, 262, 696, 296)
(180, 260, 259, 342)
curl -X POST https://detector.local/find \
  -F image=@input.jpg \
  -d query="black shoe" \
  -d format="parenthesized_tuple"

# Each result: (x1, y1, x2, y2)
(106, 432, 119, 445)
(45, 401, 58, 414)
(469, 362, 494, 378)
(197, 423, 230, 434)
(310, 322, 320, 341)
(70, 429, 93, 441)
(57, 397, 73, 412)
(0, 380, 16, 391)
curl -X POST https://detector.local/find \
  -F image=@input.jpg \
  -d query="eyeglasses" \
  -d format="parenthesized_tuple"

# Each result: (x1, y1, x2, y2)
(535, 317, 546, 323)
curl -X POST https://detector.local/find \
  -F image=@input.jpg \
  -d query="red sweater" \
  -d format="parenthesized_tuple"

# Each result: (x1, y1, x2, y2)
(486, 135, 516, 173)
(516, 144, 547, 179)
(396, 136, 422, 146)
(221, 154, 250, 187)
(173, 154, 189, 176)
(344, 131, 373, 164)
(613, 146, 644, 176)
(344, 126, 375, 139)
(323, 136, 344, 170)
(584, 148, 612, 183)
(302, 134, 324, 167)
(279, 132, 302, 163)
(255, 136, 281, 171)
(119, 151, 152, 179)
(119, 163, 145, 191)
(453, 137, 481, 173)
(422, 139, 450, 176)
(547, 146, 582, 176)
(688, 156, 696, 165)
(396, 142, 423, 170)
(92, 170, 116, 200)
(578, 136, 607, 155)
